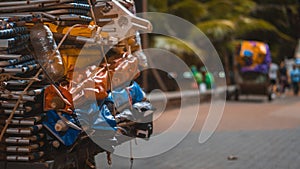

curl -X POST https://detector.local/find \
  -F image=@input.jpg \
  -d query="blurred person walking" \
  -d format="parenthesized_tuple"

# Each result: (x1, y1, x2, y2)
(278, 61, 289, 96)
(268, 62, 279, 94)
(290, 64, 300, 95)
(191, 65, 203, 89)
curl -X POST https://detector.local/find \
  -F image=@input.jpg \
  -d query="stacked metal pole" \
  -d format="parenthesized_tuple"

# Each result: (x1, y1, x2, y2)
(0, 0, 92, 25)
(0, 0, 153, 167)
(0, 0, 91, 163)
(0, 0, 112, 164)
(0, 15, 46, 162)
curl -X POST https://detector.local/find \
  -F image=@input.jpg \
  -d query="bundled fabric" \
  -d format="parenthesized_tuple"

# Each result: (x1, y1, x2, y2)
(106, 81, 145, 110)
(76, 102, 117, 132)
(236, 41, 272, 74)
(75, 81, 146, 127)
(44, 85, 74, 114)
(43, 110, 81, 146)
(71, 66, 109, 103)
(108, 53, 139, 88)
(75, 82, 146, 131)
(116, 101, 154, 139)
(70, 53, 140, 103)
(106, 82, 154, 139)
(75, 102, 118, 152)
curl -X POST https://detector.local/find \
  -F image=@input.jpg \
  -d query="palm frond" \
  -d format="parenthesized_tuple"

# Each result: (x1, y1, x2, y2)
(236, 17, 293, 42)
(168, 0, 207, 24)
(197, 19, 235, 42)
(153, 36, 195, 54)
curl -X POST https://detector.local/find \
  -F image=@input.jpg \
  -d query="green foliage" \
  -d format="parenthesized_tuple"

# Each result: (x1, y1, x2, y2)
(252, 5, 291, 35)
(235, 17, 293, 42)
(148, 0, 299, 64)
(152, 36, 203, 67)
(153, 36, 195, 54)
(252, 0, 299, 5)
(205, 0, 255, 20)
(168, 0, 207, 24)
(148, 0, 168, 12)
(197, 20, 235, 42)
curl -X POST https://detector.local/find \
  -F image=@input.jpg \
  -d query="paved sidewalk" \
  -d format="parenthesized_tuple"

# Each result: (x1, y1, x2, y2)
(95, 92, 300, 169)
(97, 128, 300, 169)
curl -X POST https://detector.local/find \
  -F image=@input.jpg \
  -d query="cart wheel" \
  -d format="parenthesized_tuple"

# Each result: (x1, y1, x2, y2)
(267, 85, 274, 101)
(226, 90, 231, 100)
(268, 93, 273, 101)
(234, 90, 239, 101)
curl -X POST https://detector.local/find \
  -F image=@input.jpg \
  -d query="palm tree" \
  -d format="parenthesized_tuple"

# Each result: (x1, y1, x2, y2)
(250, 0, 300, 59)
(148, 0, 298, 83)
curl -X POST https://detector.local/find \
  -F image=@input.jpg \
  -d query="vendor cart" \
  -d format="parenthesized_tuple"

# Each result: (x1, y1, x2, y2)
(228, 40, 273, 101)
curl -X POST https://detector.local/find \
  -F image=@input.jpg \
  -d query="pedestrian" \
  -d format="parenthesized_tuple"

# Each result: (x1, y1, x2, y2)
(268, 62, 279, 94)
(290, 64, 300, 95)
(191, 65, 203, 89)
(200, 66, 215, 90)
(278, 61, 289, 96)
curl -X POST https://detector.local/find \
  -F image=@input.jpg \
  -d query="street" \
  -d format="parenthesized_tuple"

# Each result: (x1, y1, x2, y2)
(96, 92, 300, 169)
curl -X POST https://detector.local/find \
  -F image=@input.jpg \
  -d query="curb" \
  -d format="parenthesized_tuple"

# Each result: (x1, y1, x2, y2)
(147, 85, 235, 104)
